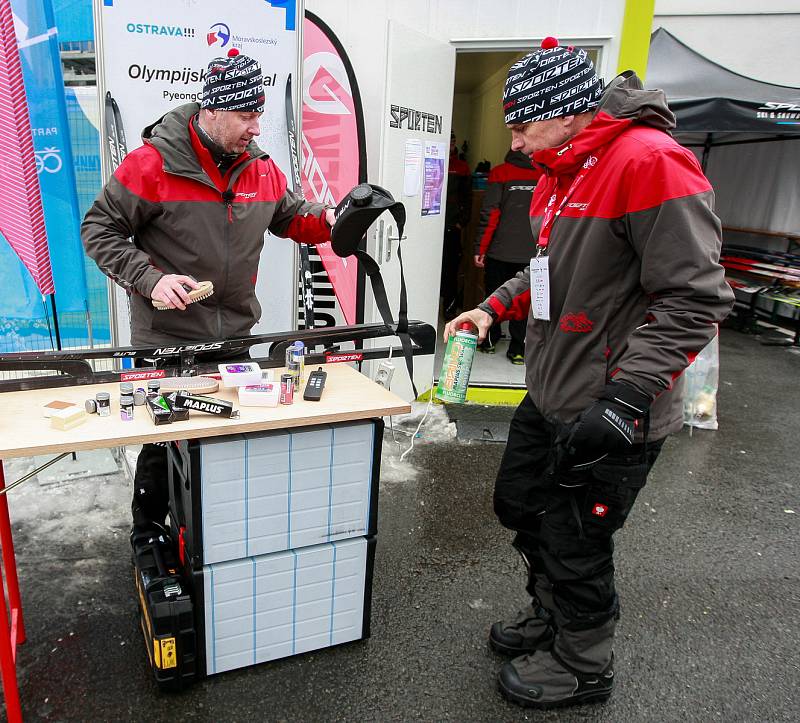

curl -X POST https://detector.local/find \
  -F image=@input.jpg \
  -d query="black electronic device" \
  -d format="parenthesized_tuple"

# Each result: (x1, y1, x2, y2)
(303, 367, 327, 401)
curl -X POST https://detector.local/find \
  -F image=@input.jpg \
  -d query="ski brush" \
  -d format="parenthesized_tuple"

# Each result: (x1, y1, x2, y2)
(152, 280, 214, 310)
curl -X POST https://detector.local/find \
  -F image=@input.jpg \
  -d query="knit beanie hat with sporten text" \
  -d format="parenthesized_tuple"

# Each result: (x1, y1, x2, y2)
(502, 37, 604, 124)
(201, 49, 265, 113)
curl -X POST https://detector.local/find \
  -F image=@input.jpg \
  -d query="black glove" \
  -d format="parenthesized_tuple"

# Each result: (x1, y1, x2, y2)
(557, 381, 651, 470)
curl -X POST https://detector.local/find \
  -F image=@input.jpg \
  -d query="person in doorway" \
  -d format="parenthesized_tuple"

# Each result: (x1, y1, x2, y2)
(444, 38, 733, 709)
(473, 150, 542, 362)
(82, 50, 334, 536)
(440, 131, 471, 320)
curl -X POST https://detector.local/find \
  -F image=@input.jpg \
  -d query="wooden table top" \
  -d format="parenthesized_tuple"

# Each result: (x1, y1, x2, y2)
(0, 364, 411, 459)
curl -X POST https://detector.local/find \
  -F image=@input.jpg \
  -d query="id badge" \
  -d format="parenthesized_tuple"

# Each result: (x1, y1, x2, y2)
(530, 256, 550, 321)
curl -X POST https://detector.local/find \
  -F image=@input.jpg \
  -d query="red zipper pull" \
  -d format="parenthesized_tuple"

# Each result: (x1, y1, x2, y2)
(222, 189, 234, 223)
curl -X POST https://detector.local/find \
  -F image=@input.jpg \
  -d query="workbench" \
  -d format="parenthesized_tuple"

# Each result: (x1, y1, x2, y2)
(0, 363, 410, 721)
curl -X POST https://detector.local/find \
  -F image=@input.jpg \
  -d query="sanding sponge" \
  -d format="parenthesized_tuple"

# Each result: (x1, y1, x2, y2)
(152, 280, 214, 310)
(50, 406, 87, 431)
(42, 400, 76, 418)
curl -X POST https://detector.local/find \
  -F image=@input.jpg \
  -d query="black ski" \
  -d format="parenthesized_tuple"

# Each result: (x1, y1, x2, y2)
(285, 73, 316, 330)
(0, 321, 436, 392)
(104, 91, 128, 172)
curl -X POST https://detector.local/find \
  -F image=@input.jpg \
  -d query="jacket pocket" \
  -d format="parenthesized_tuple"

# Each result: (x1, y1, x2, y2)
(579, 454, 653, 535)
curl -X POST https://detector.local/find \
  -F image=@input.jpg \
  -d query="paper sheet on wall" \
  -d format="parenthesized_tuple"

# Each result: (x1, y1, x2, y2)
(403, 139, 422, 196)
(422, 141, 446, 216)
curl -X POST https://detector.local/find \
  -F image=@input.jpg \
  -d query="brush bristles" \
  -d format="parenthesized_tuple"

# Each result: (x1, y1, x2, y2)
(152, 281, 214, 310)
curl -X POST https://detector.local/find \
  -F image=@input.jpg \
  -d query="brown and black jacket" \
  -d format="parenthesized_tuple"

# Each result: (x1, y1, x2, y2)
(479, 73, 734, 440)
(82, 103, 329, 345)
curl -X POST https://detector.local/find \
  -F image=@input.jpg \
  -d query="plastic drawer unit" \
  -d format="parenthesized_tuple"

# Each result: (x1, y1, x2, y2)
(168, 419, 382, 567)
(193, 536, 375, 675)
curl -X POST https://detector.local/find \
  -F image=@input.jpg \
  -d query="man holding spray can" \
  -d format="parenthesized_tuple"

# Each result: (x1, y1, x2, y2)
(444, 38, 733, 709)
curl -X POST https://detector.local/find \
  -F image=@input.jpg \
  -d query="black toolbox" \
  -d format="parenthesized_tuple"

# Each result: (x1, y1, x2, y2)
(132, 527, 197, 691)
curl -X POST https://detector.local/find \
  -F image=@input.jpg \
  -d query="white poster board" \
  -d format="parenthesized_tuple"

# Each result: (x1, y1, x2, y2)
(95, 0, 301, 344)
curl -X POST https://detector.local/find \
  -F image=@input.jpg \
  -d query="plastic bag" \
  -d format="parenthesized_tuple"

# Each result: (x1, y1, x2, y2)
(682, 333, 719, 430)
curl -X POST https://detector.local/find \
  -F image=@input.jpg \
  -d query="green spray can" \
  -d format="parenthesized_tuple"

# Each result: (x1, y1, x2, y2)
(435, 322, 478, 404)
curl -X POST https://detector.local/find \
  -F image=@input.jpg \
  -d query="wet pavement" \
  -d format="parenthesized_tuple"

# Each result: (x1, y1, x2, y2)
(4, 328, 799, 722)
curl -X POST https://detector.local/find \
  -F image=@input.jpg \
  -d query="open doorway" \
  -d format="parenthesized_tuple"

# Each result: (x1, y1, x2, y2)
(436, 46, 600, 390)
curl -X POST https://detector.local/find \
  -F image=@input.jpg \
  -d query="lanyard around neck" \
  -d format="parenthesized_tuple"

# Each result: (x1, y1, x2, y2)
(536, 144, 607, 255)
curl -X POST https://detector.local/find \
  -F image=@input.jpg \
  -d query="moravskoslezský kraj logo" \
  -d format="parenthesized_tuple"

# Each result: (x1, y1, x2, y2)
(207, 22, 231, 48)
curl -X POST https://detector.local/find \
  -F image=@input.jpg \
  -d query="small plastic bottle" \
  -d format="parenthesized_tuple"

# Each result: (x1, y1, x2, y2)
(120, 394, 134, 421)
(435, 322, 478, 404)
(95, 391, 111, 417)
(286, 341, 305, 386)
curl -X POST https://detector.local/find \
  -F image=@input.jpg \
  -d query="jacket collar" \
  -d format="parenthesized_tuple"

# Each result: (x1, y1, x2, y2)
(142, 103, 267, 183)
(533, 111, 632, 176)
(532, 70, 674, 176)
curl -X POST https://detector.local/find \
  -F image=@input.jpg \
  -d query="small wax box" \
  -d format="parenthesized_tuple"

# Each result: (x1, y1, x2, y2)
(50, 406, 87, 430)
(238, 383, 280, 407)
(42, 400, 76, 418)
(217, 361, 263, 387)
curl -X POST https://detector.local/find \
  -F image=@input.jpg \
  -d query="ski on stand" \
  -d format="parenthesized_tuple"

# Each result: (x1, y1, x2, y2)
(285, 74, 316, 330)
(105, 91, 128, 172)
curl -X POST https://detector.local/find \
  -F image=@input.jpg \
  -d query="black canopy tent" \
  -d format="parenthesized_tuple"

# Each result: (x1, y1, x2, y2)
(646, 28, 800, 343)
(646, 27, 800, 170)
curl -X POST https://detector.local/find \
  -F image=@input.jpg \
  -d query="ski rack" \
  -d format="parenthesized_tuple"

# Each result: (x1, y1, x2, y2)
(0, 321, 436, 393)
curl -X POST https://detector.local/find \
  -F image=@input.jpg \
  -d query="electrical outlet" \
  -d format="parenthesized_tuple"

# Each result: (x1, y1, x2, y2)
(375, 360, 395, 389)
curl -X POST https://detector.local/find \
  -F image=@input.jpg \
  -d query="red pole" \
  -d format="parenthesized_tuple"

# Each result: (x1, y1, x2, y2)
(0, 461, 23, 722)
(0, 463, 24, 641)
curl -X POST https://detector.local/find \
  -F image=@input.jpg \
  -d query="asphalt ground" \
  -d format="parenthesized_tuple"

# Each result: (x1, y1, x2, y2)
(4, 328, 799, 722)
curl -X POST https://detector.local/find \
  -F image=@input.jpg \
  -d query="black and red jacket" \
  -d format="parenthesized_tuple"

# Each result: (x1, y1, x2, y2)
(478, 72, 734, 440)
(82, 103, 329, 345)
(474, 150, 542, 263)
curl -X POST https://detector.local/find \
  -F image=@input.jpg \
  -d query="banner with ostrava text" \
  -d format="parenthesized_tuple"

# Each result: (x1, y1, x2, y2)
(97, 0, 300, 340)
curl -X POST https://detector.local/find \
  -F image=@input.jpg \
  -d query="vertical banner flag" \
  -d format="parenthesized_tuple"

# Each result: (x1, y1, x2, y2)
(301, 11, 367, 326)
(14, 0, 89, 313)
(98, 0, 300, 335)
(0, 0, 53, 295)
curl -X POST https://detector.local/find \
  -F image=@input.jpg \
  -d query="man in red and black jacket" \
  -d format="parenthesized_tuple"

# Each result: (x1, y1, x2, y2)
(445, 39, 733, 709)
(473, 150, 542, 361)
(82, 51, 333, 536)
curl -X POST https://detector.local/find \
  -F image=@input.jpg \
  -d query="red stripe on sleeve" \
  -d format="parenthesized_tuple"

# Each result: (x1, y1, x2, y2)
(479, 208, 501, 256)
(489, 289, 530, 322)
(284, 213, 331, 245)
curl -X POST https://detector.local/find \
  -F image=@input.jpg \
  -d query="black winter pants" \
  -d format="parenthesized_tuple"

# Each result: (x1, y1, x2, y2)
(495, 395, 662, 629)
(132, 442, 170, 527)
(484, 257, 528, 353)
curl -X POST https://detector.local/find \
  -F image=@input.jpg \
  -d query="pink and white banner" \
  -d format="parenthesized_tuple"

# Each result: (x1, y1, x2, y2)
(0, 0, 52, 295)
(301, 12, 366, 325)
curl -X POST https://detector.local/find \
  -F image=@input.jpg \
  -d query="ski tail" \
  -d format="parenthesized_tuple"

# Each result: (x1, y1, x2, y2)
(104, 91, 128, 173)
(285, 74, 316, 330)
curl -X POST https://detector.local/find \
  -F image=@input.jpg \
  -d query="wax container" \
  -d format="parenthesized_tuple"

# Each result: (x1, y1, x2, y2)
(238, 383, 280, 407)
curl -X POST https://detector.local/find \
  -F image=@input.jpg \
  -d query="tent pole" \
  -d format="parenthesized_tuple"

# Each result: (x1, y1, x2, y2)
(701, 132, 713, 173)
(48, 294, 62, 350)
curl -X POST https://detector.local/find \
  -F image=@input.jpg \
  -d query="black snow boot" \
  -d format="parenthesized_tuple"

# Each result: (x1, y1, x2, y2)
(489, 602, 555, 656)
(498, 649, 613, 709)
(497, 617, 616, 709)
